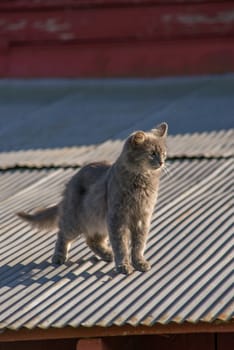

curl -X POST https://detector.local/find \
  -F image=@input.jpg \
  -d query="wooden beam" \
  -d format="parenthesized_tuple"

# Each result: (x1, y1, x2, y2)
(1, 322, 234, 342)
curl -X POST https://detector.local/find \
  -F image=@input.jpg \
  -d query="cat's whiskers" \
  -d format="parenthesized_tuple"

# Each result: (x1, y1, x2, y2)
(162, 163, 171, 177)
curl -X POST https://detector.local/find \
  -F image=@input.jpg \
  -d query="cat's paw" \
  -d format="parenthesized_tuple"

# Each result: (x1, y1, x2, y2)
(52, 254, 67, 265)
(133, 259, 151, 272)
(116, 263, 134, 275)
(102, 251, 114, 262)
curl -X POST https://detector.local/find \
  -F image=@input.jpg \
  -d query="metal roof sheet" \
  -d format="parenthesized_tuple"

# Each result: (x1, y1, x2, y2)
(0, 129, 233, 169)
(0, 155, 233, 330)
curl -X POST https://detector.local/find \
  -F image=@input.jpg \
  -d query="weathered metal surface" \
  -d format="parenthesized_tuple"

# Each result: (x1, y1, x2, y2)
(0, 156, 233, 330)
(0, 146, 95, 169)
(0, 129, 233, 169)
(167, 129, 234, 158)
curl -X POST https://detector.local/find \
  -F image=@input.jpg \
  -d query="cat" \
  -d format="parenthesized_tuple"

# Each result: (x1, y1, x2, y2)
(17, 122, 168, 274)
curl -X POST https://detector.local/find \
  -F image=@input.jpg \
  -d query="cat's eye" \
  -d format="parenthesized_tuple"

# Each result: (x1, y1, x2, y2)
(149, 150, 157, 157)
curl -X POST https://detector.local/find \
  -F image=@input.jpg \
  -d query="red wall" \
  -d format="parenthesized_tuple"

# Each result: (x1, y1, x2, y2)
(0, 0, 234, 77)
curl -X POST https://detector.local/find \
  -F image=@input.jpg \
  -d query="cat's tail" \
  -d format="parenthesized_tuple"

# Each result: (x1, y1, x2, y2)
(17, 205, 59, 230)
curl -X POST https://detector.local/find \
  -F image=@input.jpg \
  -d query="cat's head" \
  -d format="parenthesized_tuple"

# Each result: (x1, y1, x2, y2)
(123, 122, 168, 171)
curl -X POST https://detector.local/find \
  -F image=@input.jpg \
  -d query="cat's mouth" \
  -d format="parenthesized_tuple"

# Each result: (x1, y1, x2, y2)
(151, 161, 164, 170)
(152, 164, 163, 170)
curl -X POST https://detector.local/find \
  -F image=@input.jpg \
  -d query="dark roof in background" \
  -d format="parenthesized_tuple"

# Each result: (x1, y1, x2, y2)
(0, 75, 233, 336)
(0, 75, 234, 152)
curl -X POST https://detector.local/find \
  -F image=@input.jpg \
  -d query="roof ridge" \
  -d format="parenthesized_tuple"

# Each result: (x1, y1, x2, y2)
(0, 129, 233, 171)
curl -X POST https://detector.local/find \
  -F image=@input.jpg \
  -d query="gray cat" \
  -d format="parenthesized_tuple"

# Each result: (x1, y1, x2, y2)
(18, 122, 168, 274)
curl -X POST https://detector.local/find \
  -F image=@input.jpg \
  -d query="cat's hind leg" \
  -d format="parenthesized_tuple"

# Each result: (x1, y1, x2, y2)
(52, 231, 73, 264)
(86, 233, 113, 262)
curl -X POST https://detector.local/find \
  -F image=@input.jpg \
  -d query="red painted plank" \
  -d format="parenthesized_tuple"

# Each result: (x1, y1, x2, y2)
(0, 1, 226, 10)
(0, 3, 233, 44)
(0, 1, 233, 77)
(2, 38, 233, 77)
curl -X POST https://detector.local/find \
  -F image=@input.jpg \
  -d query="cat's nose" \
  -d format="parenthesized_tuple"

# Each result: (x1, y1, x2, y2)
(159, 160, 164, 167)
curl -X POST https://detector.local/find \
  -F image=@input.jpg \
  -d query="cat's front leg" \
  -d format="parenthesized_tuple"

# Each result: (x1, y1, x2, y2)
(108, 222, 133, 275)
(131, 221, 151, 272)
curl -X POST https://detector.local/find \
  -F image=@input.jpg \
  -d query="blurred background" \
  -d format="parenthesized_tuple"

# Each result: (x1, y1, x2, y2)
(0, 0, 233, 150)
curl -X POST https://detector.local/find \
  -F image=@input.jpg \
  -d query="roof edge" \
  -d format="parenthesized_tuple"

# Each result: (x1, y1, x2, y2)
(0, 129, 233, 170)
(1, 322, 234, 342)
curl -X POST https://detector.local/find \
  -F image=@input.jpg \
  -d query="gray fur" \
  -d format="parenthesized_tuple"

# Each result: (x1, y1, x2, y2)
(17, 123, 168, 274)
(17, 205, 58, 230)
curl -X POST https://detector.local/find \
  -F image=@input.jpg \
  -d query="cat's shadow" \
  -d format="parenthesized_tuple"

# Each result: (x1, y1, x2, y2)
(0, 257, 118, 289)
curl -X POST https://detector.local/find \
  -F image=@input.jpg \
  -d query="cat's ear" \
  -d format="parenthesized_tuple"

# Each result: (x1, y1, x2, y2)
(131, 131, 146, 146)
(152, 122, 168, 138)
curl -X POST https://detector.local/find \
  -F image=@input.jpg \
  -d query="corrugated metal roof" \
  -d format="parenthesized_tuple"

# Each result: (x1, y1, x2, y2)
(0, 154, 233, 330)
(0, 129, 233, 169)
